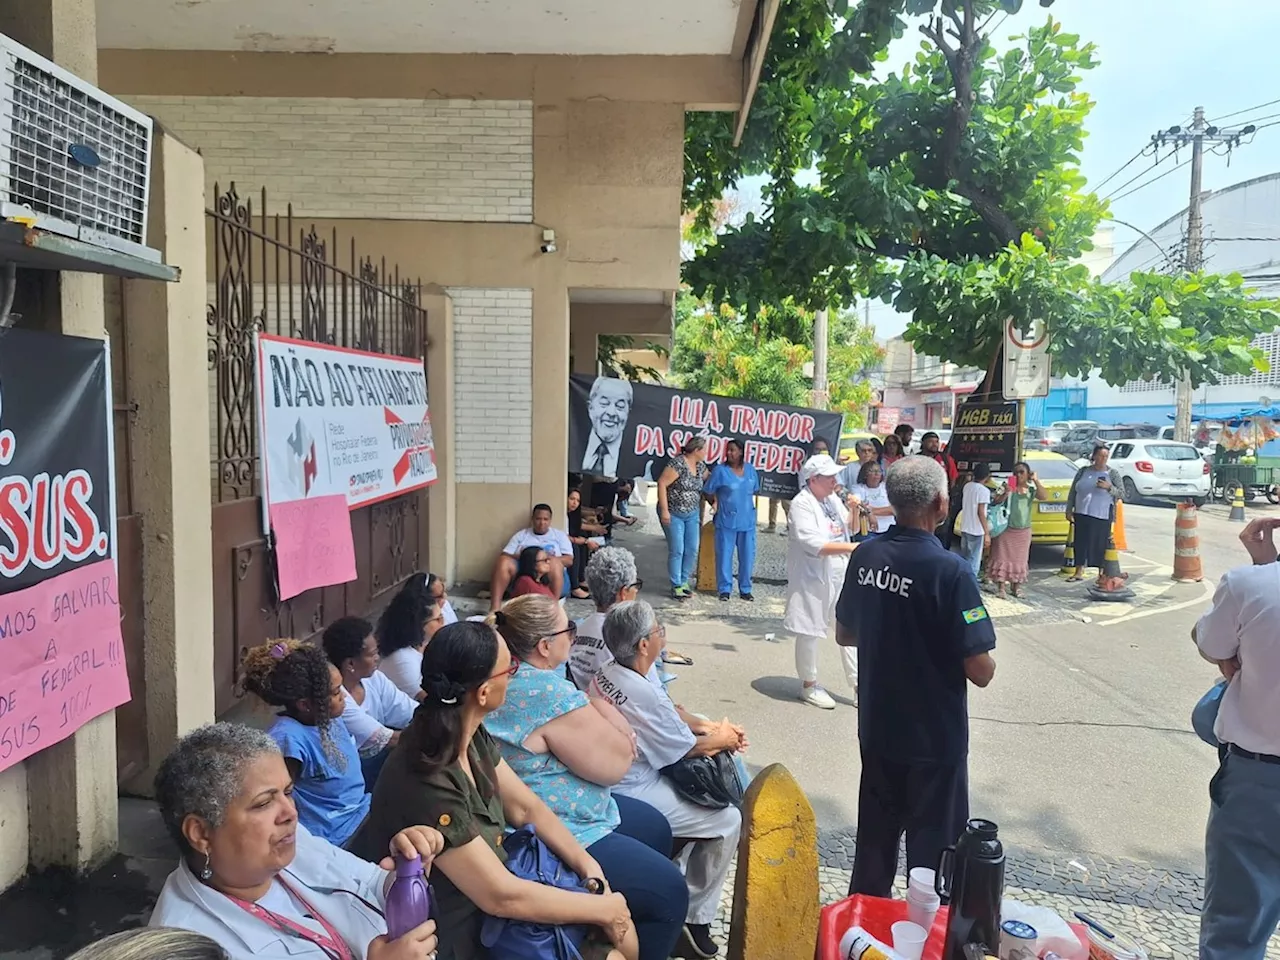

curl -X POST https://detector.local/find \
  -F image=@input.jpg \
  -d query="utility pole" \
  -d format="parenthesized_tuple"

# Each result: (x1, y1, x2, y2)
(812, 307, 829, 411)
(1148, 106, 1258, 441)
(1174, 107, 1206, 443)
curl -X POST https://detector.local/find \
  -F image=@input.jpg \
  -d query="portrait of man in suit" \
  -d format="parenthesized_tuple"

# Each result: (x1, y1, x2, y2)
(580, 377, 633, 477)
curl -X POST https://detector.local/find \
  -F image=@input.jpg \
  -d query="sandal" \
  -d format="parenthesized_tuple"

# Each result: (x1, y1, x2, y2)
(1066, 575, 1084, 582)
(570, 588, 590, 599)
(663, 651, 695, 666)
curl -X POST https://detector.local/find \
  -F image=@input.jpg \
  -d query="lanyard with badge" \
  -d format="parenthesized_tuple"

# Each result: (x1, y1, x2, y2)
(227, 874, 371, 960)
(820, 497, 848, 542)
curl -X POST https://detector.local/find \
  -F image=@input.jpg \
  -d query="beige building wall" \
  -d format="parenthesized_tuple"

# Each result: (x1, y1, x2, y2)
(102, 51, 692, 582)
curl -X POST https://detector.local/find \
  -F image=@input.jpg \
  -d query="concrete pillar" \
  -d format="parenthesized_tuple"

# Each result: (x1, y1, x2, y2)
(530, 266, 570, 515)
(119, 130, 215, 795)
(422, 287, 457, 584)
(0, 0, 119, 874)
(727, 764, 820, 960)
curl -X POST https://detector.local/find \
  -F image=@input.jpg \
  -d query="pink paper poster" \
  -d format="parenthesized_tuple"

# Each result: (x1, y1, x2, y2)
(271, 494, 358, 601)
(0, 559, 130, 774)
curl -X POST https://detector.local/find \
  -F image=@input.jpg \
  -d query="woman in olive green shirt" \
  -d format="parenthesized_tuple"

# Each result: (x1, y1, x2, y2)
(358, 620, 638, 960)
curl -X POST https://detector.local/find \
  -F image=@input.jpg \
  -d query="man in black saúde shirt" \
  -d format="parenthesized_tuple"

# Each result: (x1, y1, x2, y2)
(835, 455, 998, 897)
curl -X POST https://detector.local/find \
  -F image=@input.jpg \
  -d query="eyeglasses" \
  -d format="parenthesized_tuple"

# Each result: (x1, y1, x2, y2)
(628, 579, 644, 591)
(535, 556, 551, 564)
(488, 657, 519, 682)
(649, 624, 667, 641)
(543, 622, 578, 643)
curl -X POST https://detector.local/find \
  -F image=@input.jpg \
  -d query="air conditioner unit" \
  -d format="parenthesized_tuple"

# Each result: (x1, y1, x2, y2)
(0, 32, 159, 263)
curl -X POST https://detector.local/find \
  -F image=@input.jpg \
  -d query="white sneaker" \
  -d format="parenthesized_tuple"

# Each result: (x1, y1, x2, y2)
(800, 685, 836, 710)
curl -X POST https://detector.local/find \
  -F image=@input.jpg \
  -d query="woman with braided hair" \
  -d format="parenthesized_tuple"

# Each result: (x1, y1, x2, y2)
(242, 639, 369, 848)
(357, 620, 639, 960)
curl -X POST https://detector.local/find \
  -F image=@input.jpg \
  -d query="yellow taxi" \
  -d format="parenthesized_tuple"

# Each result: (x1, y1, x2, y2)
(951, 449, 1077, 545)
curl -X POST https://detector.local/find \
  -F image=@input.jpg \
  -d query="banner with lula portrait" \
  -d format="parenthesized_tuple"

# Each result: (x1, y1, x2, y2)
(569, 375, 844, 499)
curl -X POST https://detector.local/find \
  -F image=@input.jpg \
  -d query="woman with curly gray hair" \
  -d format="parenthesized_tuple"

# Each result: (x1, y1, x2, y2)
(568, 546, 641, 688)
(148, 722, 444, 960)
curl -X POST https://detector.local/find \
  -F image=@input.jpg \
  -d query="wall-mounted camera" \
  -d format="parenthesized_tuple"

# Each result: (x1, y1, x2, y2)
(540, 228, 557, 255)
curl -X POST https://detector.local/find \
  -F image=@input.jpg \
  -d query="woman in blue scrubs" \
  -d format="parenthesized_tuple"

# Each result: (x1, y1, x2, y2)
(705, 438, 761, 602)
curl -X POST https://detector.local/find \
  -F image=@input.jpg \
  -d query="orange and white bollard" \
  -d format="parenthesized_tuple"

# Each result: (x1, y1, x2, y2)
(1113, 500, 1129, 551)
(1172, 501, 1205, 582)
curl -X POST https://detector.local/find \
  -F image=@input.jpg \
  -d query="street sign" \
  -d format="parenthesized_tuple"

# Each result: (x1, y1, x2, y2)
(951, 399, 1019, 472)
(1003, 318, 1050, 400)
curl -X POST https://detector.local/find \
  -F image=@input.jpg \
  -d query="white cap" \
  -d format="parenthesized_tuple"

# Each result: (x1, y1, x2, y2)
(800, 454, 842, 484)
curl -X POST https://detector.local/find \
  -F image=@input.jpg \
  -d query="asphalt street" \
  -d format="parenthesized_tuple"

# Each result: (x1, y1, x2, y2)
(604, 496, 1280, 875)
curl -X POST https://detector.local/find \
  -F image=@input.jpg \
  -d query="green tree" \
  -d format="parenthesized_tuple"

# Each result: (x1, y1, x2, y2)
(683, 0, 1278, 388)
(671, 293, 884, 422)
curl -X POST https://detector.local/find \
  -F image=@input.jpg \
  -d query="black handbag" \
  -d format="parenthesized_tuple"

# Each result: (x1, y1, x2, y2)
(661, 751, 744, 809)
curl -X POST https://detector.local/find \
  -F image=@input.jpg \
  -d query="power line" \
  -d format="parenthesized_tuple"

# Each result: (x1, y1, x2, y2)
(1093, 147, 1150, 193)
(1210, 97, 1280, 124)
(1109, 157, 1193, 204)
(1103, 152, 1176, 201)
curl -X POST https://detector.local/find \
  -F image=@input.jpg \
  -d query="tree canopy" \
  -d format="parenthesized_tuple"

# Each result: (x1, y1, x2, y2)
(671, 295, 883, 422)
(683, 0, 1279, 389)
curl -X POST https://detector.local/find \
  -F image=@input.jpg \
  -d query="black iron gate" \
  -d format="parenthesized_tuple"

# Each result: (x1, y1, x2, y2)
(206, 184, 429, 715)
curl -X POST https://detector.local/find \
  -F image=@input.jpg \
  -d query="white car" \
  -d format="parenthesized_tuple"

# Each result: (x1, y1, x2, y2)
(1107, 439, 1211, 503)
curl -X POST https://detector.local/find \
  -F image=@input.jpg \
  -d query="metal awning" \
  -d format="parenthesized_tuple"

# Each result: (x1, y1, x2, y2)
(0, 221, 179, 282)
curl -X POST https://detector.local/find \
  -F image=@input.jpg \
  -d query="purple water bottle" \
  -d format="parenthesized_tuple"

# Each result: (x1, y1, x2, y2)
(385, 855, 432, 940)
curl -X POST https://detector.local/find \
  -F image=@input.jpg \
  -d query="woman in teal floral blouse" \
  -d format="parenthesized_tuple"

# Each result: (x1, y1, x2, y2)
(485, 594, 688, 960)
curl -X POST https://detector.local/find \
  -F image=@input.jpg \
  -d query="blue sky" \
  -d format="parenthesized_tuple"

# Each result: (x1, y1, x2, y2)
(739, 0, 1280, 338)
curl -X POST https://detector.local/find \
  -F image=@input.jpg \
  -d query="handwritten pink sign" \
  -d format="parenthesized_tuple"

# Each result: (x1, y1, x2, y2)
(0, 559, 130, 773)
(271, 494, 358, 601)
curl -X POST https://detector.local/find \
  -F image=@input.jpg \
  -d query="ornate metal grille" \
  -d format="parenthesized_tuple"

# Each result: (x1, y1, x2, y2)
(207, 183, 426, 503)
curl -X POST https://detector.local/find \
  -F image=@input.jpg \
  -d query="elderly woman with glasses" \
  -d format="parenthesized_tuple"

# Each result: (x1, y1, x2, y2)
(592, 601, 747, 960)
(356, 621, 639, 960)
(485, 594, 689, 960)
(568, 546, 642, 688)
(149, 722, 443, 960)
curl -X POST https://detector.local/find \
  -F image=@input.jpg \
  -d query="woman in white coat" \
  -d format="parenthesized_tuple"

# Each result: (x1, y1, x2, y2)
(784, 454, 860, 710)
(150, 722, 443, 960)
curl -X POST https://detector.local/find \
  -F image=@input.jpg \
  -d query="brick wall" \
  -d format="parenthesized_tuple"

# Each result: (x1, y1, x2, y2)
(449, 288, 533, 484)
(127, 96, 533, 222)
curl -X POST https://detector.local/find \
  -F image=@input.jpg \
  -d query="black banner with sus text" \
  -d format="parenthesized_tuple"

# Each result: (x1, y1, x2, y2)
(569, 375, 844, 499)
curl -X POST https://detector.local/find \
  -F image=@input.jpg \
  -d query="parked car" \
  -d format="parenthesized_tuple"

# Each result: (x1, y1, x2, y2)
(1024, 425, 1068, 451)
(1050, 420, 1097, 432)
(1157, 425, 1216, 457)
(951, 450, 1078, 546)
(1054, 424, 1158, 460)
(1107, 439, 1211, 503)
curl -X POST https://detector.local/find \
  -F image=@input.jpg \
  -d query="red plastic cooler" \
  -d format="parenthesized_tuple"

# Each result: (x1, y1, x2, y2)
(816, 895, 1091, 960)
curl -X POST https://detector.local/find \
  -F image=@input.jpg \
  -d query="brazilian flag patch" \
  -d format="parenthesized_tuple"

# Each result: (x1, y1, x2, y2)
(962, 606, 989, 624)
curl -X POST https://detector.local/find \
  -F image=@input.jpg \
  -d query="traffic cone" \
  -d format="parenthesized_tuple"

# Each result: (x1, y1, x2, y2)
(1228, 483, 1247, 523)
(1058, 518, 1076, 577)
(1172, 501, 1205, 582)
(1086, 533, 1135, 602)
(1113, 500, 1129, 551)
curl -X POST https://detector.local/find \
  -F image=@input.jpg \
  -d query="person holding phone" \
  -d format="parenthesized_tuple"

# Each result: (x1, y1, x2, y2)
(1065, 444, 1124, 583)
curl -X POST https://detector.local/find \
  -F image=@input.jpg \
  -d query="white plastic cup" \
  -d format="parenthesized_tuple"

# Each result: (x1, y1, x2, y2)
(906, 892, 940, 933)
(908, 866, 936, 896)
(892, 920, 928, 960)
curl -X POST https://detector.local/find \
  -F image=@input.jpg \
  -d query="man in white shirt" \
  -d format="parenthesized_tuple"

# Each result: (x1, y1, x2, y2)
(580, 377, 633, 477)
(1196, 516, 1280, 959)
(488, 503, 575, 611)
(958, 464, 993, 578)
